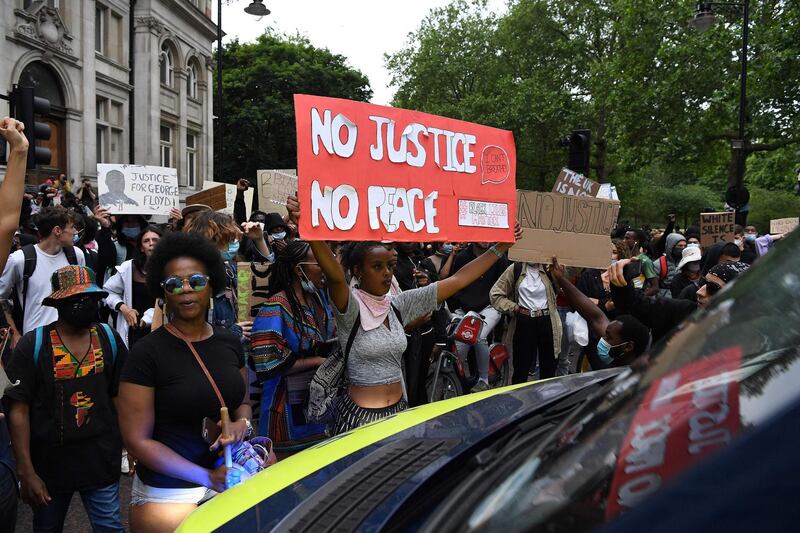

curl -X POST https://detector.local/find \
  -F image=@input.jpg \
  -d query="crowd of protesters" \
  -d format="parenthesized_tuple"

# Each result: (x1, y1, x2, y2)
(0, 116, 793, 532)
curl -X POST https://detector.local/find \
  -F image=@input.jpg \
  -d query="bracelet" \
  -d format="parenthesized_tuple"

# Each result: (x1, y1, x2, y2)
(488, 245, 503, 259)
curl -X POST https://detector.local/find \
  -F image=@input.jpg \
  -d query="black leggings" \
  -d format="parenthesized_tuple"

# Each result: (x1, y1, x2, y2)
(512, 314, 555, 384)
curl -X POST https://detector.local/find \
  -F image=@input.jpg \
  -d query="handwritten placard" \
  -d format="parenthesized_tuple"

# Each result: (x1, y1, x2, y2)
(509, 190, 620, 269)
(552, 168, 601, 197)
(700, 211, 735, 247)
(257, 169, 297, 218)
(770, 217, 799, 235)
(97, 164, 179, 216)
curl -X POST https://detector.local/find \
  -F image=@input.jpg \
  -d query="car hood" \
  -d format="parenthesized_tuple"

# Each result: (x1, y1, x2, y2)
(178, 369, 623, 532)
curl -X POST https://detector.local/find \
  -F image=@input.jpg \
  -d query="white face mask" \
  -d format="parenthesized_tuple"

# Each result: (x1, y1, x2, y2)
(734, 239, 743, 247)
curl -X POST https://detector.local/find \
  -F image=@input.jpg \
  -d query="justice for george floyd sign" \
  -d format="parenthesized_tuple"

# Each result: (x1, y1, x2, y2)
(509, 190, 620, 269)
(700, 211, 735, 247)
(97, 164, 179, 216)
(294, 95, 517, 242)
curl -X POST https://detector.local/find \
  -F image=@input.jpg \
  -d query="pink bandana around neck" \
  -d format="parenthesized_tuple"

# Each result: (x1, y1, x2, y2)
(353, 288, 392, 331)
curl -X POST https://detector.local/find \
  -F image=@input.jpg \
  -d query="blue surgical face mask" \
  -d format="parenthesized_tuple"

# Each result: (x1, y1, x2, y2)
(270, 231, 287, 241)
(745, 234, 756, 242)
(121, 226, 141, 240)
(597, 337, 626, 366)
(73, 233, 81, 245)
(223, 240, 240, 262)
(298, 267, 316, 294)
(441, 243, 454, 255)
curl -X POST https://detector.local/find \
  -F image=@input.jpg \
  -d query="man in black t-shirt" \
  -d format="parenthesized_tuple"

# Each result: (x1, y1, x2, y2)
(5, 266, 127, 532)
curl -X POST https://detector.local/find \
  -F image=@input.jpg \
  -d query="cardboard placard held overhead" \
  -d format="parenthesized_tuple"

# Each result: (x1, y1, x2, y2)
(508, 190, 620, 269)
(186, 184, 228, 211)
(551, 168, 601, 197)
(294, 94, 517, 242)
(770, 217, 799, 235)
(257, 169, 297, 218)
(97, 164, 179, 216)
(700, 211, 735, 247)
(237, 262, 272, 322)
(198, 181, 253, 219)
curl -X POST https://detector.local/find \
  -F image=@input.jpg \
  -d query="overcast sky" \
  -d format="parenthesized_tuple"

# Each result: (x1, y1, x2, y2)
(214, 0, 507, 105)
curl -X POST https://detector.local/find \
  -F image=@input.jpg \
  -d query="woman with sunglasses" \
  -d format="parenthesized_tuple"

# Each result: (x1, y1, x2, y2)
(104, 226, 162, 348)
(117, 232, 252, 532)
(249, 240, 335, 454)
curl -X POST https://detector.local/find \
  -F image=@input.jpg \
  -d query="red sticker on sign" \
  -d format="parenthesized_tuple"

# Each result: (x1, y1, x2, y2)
(605, 347, 742, 519)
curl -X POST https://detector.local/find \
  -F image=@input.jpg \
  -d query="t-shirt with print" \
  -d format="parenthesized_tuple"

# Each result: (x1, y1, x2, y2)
(633, 253, 657, 290)
(121, 326, 246, 488)
(336, 283, 438, 388)
(5, 322, 127, 493)
(0, 245, 86, 333)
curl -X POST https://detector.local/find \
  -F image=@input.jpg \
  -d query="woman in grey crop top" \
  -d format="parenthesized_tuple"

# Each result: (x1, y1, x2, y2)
(287, 196, 523, 434)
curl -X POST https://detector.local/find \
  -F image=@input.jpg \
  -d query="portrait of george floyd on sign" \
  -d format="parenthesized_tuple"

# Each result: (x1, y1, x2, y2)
(700, 211, 736, 248)
(294, 94, 517, 242)
(509, 190, 620, 269)
(97, 164, 180, 216)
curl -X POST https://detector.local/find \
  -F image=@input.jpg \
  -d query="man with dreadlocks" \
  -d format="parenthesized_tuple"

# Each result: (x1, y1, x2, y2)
(249, 240, 337, 455)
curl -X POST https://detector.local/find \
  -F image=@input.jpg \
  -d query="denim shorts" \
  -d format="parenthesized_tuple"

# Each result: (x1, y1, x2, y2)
(130, 475, 216, 506)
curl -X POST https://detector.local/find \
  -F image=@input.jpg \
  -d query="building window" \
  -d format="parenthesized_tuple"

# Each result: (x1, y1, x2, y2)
(160, 125, 173, 167)
(186, 132, 198, 187)
(160, 43, 174, 87)
(97, 96, 124, 163)
(95, 5, 106, 54)
(187, 62, 199, 99)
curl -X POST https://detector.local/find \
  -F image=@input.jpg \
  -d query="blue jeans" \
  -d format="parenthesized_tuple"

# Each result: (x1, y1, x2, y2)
(32, 481, 124, 533)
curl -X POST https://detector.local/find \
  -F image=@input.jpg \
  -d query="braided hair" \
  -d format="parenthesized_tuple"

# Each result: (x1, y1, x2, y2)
(268, 240, 319, 340)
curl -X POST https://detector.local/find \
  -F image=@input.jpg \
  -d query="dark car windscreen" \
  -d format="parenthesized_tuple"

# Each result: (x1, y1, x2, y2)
(466, 234, 800, 532)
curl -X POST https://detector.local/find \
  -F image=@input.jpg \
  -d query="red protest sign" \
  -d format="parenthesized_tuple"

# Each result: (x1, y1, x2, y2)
(605, 347, 742, 519)
(294, 95, 517, 242)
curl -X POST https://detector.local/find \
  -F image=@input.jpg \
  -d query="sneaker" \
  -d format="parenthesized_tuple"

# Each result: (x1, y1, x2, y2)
(470, 380, 490, 393)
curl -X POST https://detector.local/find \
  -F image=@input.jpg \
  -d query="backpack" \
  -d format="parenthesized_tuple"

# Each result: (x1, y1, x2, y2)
(33, 322, 118, 366)
(657, 255, 668, 282)
(307, 305, 402, 424)
(11, 245, 79, 332)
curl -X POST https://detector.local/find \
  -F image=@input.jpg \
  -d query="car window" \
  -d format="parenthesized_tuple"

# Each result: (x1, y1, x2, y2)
(467, 234, 800, 531)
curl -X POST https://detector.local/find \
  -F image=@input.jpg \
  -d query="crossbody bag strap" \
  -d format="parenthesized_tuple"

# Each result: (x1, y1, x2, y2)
(165, 323, 226, 408)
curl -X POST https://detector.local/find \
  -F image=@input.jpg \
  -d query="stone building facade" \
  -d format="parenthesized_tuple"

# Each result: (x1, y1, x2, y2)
(0, 0, 216, 194)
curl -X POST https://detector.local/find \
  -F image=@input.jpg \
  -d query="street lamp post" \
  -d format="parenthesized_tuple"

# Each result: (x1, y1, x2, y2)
(689, 0, 750, 216)
(216, 0, 270, 182)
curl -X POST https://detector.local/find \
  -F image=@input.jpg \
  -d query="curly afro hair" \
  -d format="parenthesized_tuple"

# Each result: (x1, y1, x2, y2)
(145, 231, 227, 299)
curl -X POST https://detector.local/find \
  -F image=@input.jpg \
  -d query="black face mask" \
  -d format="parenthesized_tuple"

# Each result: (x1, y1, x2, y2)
(671, 248, 683, 262)
(57, 297, 99, 329)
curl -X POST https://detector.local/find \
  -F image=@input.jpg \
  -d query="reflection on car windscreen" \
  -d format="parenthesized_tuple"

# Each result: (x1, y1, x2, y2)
(467, 234, 800, 532)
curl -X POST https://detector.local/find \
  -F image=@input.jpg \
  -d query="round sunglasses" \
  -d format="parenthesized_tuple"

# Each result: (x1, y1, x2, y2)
(161, 273, 210, 295)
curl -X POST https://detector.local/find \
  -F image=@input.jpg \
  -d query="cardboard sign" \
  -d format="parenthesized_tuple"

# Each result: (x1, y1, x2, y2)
(700, 211, 735, 247)
(237, 261, 271, 322)
(257, 169, 297, 218)
(605, 347, 741, 518)
(508, 190, 620, 269)
(97, 164, 179, 215)
(551, 168, 600, 197)
(186, 184, 228, 211)
(294, 94, 517, 242)
(199, 180, 253, 219)
(770, 217, 799, 235)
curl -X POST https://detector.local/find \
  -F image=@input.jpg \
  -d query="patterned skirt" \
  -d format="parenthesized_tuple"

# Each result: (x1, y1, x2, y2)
(332, 393, 409, 436)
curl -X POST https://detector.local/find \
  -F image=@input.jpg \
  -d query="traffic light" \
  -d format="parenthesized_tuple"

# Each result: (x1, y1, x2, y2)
(13, 85, 51, 169)
(567, 129, 591, 177)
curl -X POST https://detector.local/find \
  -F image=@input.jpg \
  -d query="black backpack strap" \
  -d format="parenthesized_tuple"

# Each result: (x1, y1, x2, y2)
(63, 245, 78, 266)
(391, 304, 402, 325)
(20, 244, 38, 312)
(513, 261, 524, 285)
(344, 312, 360, 363)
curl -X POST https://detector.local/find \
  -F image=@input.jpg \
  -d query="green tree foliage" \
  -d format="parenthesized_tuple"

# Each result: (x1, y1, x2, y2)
(214, 32, 372, 181)
(387, 0, 800, 225)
